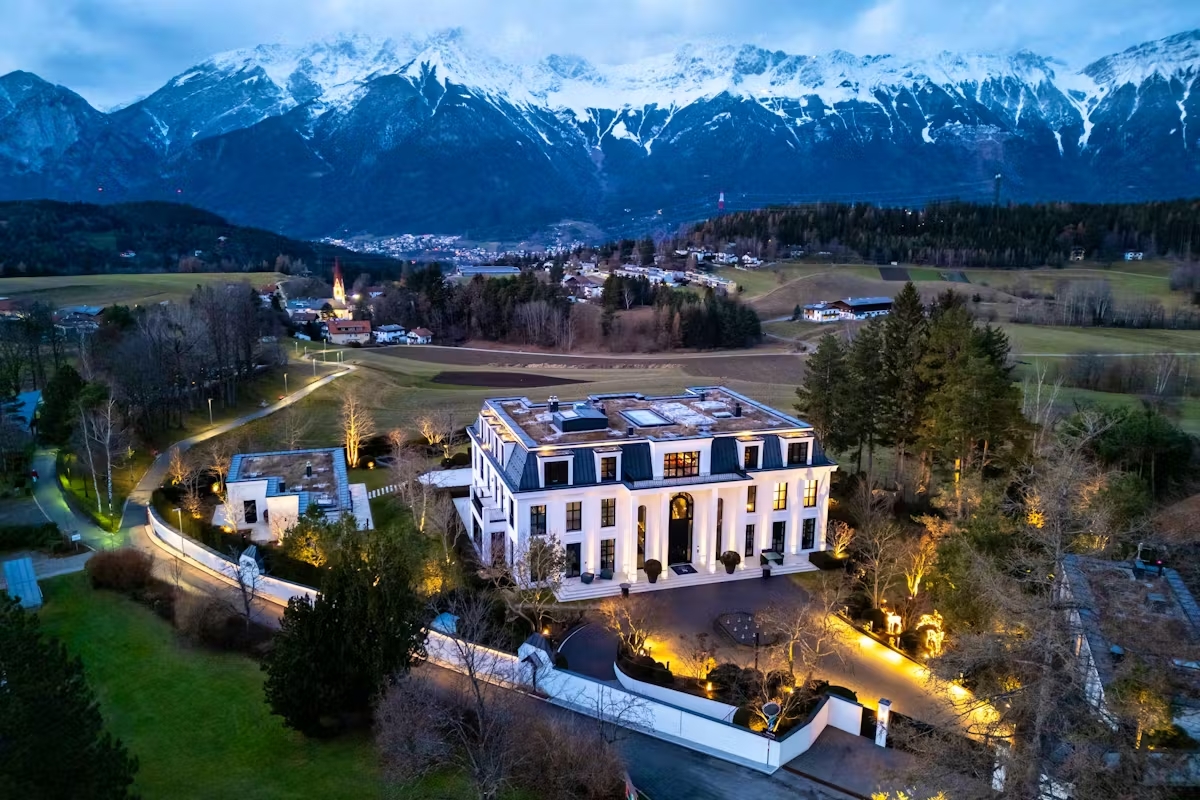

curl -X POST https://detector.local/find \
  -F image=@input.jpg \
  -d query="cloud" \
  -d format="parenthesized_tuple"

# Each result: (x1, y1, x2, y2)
(0, 0, 1195, 108)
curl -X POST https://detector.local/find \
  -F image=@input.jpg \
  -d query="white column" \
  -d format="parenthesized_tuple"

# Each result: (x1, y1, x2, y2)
(817, 473, 832, 551)
(658, 492, 671, 579)
(707, 490, 720, 572)
(624, 498, 637, 581)
(788, 479, 802, 557)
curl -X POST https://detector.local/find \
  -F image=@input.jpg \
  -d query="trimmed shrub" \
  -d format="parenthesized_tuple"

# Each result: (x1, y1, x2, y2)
(807, 550, 848, 571)
(618, 653, 673, 687)
(86, 548, 153, 594)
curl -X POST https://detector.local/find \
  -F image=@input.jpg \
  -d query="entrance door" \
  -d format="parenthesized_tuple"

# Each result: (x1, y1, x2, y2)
(668, 493, 693, 564)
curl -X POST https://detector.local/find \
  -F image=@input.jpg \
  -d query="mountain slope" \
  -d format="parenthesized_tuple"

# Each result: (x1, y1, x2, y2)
(1, 29, 1198, 240)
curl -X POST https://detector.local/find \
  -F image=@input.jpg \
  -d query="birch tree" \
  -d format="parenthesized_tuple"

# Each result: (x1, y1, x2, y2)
(340, 388, 375, 468)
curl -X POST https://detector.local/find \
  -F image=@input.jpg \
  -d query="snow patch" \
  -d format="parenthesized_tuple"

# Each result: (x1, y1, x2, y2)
(1053, 130, 1063, 155)
(921, 124, 934, 143)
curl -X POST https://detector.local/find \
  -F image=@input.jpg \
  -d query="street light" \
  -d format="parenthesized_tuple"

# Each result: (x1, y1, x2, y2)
(207, 397, 213, 426)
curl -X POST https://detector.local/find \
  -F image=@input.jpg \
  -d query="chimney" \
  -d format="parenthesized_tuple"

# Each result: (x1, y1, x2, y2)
(306, 461, 312, 478)
(734, 402, 742, 418)
(626, 426, 634, 436)
(549, 395, 559, 413)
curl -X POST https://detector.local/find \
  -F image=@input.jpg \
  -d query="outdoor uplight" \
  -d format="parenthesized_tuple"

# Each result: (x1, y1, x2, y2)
(705, 681, 713, 692)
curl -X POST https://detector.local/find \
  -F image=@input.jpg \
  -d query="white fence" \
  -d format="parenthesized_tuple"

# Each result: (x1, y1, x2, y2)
(613, 661, 739, 721)
(145, 507, 317, 607)
(367, 484, 400, 499)
(425, 627, 866, 773)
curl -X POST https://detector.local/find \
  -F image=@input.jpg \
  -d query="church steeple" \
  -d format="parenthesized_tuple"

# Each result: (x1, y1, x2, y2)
(332, 258, 346, 304)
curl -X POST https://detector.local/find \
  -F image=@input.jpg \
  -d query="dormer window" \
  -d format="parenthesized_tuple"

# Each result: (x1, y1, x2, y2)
(600, 456, 617, 482)
(543, 460, 569, 487)
(743, 445, 760, 470)
(736, 438, 763, 471)
(786, 439, 811, 466)
(593, 449, 622, 484)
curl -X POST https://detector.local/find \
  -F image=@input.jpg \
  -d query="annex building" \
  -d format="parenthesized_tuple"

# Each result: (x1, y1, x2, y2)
(216, 447, 373, 542)
(466, 387, 837, 599)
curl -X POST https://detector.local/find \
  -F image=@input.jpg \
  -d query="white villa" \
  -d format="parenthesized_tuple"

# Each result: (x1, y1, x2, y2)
(216, 448, 373, 542)
(802, 296, 893, 323)
(466, 387, 837, 600)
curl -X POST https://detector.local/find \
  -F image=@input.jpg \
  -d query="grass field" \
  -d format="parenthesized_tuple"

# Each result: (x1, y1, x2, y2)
(962, 262, 1180, 304)
(1033, 385, 1200, 436)
(0, 271, 286, 307)
(1000, 324, 1200, 355)
(36, 574, 387, 800)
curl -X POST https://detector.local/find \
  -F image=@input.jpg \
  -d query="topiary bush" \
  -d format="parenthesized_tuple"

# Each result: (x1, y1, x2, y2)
(85, 548, 153, 594)
(0, 522, 59, 550)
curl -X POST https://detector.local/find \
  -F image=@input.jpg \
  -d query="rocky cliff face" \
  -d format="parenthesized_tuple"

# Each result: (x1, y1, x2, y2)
(1, 29, 1197, 240)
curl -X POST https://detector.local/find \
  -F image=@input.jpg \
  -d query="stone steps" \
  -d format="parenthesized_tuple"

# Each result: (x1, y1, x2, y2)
(556, 560, 818, 602)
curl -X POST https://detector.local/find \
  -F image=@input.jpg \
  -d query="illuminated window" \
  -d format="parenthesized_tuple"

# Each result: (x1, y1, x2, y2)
(663, 451, 700, 478)
(566, 501, 581, 532)
(530, 505, 546, 536)
(773, 482, 788, 511)
(601, 498, 616, 528)
(803, 480, 818, 508)
(746, 485, 757, 512)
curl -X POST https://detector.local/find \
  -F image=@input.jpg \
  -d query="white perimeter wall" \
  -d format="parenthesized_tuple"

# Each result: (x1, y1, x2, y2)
(425, 627, 865, 773)
(145, 507, 317, 606)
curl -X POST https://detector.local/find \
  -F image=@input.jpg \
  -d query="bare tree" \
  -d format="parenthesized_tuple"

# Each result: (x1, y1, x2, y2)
(675, 631, 719, 681)
(490, 533, 567, 633)
(762, 573, 852, 685)
(827, 519, 854, 559)
(222, 544, 264, 632)
(203, 434, 240, 491)
(274, 403, 313, 451)
(416, 410, 456, 460)
(390, 445, 435, 532)
(597, 594, 659, 655)
(340, 388, 375, 468)
(902, 533, 937, 599)
(376, 671, 454, 785)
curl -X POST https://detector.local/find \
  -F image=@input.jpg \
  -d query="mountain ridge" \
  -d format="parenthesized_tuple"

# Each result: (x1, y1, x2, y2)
(1, 28, 1198, 240)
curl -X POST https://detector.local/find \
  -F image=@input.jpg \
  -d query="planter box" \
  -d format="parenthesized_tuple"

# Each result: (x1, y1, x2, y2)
(580, 572, 594, 585)
(808, 551, 849, 571)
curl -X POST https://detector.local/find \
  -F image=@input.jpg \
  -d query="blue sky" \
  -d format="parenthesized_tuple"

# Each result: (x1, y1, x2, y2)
(2, 0, 1196, 108)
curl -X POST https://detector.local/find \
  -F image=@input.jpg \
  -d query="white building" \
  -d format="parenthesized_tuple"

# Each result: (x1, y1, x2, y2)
(802, 297, 893, 323)
(466, 387, 837, 600)
(216, 448, 373, 542)
(374, 324, 407, 344)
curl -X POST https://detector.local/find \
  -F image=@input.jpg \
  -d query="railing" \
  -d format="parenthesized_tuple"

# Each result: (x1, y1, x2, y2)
(472, 491, 484, 516)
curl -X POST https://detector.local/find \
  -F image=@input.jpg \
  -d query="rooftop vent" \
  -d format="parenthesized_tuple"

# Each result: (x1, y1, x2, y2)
(713, 411, 733, 419)
(734, 402, 743, 418)
(627, 426, 634, 436)
(548, 395, 560, 413)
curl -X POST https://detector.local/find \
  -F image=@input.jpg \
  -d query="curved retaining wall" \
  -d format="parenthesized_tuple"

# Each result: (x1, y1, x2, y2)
(145, 507, 317, 606)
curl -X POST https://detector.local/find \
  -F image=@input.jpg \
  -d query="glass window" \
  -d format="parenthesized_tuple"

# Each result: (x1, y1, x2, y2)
(743, 445, 759, 470)
(600, 456, 617, 482)
(600, 538, 615, 572)
(787, 441, 810, 466)
(773, 482, 788, 511)
(566, 543, 581, 578)
(242, 500, 258, 524)
(530, 505, 546, 536)
(601, 498, 616, 528)
(716, 498, 724, 536)
(802, 518, 816, 550)
(566, 501, 582, 532)
(772, 520, 786, 552)
(544, 460, 569, 487)
(663, 451, 700, 478)
(744, 524, 756, 558)
(746, 485, 757, 512)
(804, 480, 818, 508)
(637, 505, 647, 569)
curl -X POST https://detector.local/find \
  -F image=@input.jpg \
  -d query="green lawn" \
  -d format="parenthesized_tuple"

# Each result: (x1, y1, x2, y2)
(36, 574, 384, 799)
(963, 263, 1181, 304)
(1000, 324, 1200, 354)
(0, 272, 287, 308)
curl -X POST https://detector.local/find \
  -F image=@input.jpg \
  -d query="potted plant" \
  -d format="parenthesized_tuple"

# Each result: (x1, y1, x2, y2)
(581, 571, 595, 585)
(644, 559, 662, 584)
(720, 550, 742, 574)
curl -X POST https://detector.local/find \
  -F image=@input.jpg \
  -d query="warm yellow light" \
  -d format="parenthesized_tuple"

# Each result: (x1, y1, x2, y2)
(367, 461, 375, 469)
(705, 681, 713, 692)
(212, 482, 221, 493)
(542, 627, 550, 636)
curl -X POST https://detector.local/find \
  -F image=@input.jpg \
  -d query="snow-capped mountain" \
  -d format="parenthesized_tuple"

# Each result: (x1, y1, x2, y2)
(1, 29, 1198, 240)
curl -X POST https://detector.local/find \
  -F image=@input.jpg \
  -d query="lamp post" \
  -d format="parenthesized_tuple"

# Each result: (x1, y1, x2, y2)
(284, 373, 288, 394)
(207, 397, 213, 426)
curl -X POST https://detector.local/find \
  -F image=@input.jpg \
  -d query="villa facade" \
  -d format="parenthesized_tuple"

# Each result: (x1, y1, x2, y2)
(466, 387, 837, 599)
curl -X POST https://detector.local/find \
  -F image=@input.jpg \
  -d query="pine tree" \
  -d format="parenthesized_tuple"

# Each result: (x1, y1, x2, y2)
(795, 333, 850, 453)
(0, 596, 139, 799)
(879, 282, 928, 490)
(844, 319, 886, 476)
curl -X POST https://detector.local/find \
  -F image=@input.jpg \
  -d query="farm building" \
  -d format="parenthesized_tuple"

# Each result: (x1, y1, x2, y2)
(802, 297, 893, 323)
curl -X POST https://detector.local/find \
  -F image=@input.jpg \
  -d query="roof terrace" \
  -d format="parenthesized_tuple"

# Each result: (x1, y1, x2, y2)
(488, 386, 808, 448)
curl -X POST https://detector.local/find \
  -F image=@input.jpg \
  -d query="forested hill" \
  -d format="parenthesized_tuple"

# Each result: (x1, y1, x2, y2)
(0, 200, 401, 279)
(689, 200, 1200, 268)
